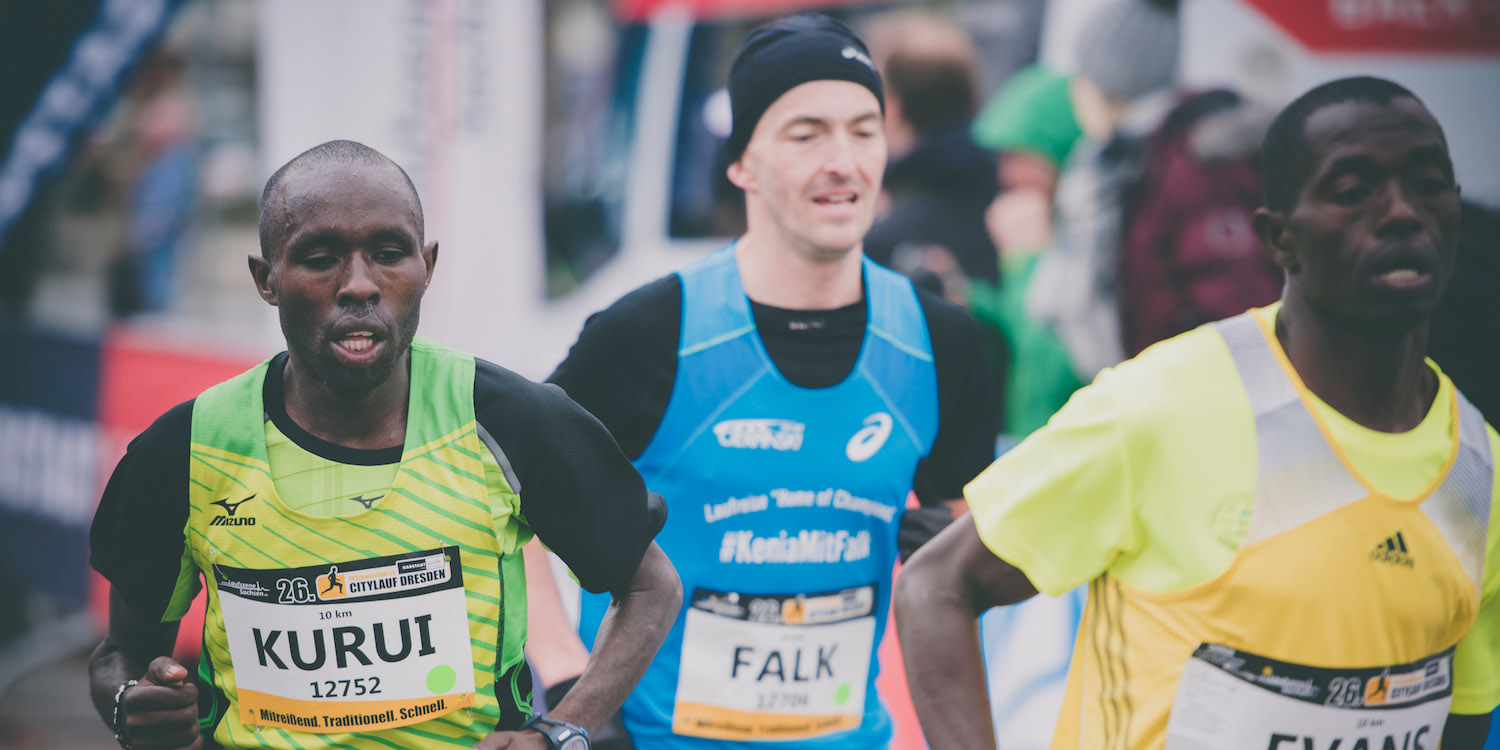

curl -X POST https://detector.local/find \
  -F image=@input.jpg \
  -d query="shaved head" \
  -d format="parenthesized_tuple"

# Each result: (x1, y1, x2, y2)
(1261, 77, 1431, 213)
(258, 140, 423, 259)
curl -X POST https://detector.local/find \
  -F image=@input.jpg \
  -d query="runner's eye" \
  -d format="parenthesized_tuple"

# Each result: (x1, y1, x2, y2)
(1330, 179, 1368, 206)
(1409, 172, 1451, 198)
(303, 254, 339, 270)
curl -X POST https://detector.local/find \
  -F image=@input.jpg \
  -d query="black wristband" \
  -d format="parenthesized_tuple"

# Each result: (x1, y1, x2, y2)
(112, 679, 139, 749)
(544, 675, 579, 712)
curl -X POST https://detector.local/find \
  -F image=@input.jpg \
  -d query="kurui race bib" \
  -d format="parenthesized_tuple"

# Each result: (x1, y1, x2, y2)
(1165, 644, 1453, 750)
(673, 585, 876, 741)
(214, 547, 478, 733)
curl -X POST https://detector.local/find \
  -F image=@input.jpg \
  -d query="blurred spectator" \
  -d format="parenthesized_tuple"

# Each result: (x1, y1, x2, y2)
(1027, 0, 1180, 380)
(862, 10, 999, 306)
(1430, 200, 1500, 426)
(110, 51, 199, 316)
(969, 65, 1087, 439)
(974, 66, 1080, 198)
(1117, 88, 1281, 356)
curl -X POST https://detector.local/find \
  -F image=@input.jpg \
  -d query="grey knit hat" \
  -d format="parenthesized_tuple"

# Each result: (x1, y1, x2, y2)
(1074, 0, 1179, 101)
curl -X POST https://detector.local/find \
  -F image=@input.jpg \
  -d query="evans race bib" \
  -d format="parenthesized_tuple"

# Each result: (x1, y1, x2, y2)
(214, 546, 478, 733)
(673, 585, 876, 741)
(1165, 644, 1452, 750)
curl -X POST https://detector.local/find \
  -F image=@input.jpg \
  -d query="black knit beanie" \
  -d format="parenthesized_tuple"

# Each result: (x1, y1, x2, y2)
(726, 13, 884, 162)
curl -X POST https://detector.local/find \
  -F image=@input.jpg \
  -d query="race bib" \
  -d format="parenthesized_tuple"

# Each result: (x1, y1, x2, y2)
(1165, 644, 1452, 750)
(673, 585, 876, 741)
(214, 547, 478, 733)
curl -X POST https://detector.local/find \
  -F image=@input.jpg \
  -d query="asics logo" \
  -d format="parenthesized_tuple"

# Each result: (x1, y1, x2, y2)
(846, 413, 892, 462)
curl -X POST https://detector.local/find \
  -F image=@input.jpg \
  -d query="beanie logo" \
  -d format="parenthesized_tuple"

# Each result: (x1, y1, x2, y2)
(841, 46, 874, 71)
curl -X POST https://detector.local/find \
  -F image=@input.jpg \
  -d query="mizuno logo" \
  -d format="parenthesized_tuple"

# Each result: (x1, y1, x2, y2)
(210, 495, 257, 526)
(1370, 531, 1414, 568)
(212, 495, 255, 516)
(350, 494, 384, 510)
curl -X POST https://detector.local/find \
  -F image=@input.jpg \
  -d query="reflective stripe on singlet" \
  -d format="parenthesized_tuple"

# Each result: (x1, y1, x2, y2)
(1053, 311, 1494, 750)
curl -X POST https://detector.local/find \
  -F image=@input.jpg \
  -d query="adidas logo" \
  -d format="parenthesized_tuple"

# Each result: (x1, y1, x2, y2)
(1369, 531, 1414, 568)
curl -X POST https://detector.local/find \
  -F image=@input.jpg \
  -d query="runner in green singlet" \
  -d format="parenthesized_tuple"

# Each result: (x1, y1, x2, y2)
(88, 141, 681, 750)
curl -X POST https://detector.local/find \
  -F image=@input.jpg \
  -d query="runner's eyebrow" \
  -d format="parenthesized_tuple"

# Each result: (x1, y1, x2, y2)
(779, 111, 882, 132)
(1403, 145, 1453, 177)
(286, 230, 347, 255)
(367, 228, 418, 247)
(1319, 143, 1453, 182)
(781, 116, 830, 131)
(1318, 153, 1377, 180)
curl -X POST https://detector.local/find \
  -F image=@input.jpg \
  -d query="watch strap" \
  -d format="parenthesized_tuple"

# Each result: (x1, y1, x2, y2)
(521, 713, 590, 749)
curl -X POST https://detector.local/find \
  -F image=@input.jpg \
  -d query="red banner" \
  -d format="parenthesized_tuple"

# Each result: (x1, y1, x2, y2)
(90, 328, 261, 660)
(1245, 0, 1500, 54)
(613, 0, 874, 23)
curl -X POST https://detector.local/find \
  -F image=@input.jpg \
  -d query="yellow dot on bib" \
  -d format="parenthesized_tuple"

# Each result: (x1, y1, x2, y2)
(427, 665, 457, 694)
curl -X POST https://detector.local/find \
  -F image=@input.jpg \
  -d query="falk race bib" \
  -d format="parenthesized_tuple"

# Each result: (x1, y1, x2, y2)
(673, 584, 876, 741)
(1165, 644, 1453, 750)
(214, 546, 478, 733)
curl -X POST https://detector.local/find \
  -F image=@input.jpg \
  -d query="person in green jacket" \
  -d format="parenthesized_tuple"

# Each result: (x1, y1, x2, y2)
(969, 65, 1087, 442)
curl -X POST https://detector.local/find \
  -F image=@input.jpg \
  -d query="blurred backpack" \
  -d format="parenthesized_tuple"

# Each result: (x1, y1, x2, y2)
(1118, 89, 1282, 356)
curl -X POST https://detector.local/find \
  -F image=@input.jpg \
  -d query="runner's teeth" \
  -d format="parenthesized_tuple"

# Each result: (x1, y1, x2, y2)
(341, 337, 372, 352)
(1382, 269, 1419, 282)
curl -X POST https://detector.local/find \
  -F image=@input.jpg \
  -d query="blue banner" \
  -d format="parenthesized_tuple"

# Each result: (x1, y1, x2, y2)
(0, 0, 184, 250)
(0, 325, 102, 607)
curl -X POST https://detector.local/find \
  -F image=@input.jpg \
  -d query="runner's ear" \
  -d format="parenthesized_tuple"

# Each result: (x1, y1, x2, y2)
(249, 254, 278, 305)
(1253, 208, 1297, 273)
(421, 241, 439, 289)
(726, 158, 756, 193)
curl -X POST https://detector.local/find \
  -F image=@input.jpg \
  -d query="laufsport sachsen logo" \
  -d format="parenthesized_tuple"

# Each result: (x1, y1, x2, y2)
(714, 419, 805, 451)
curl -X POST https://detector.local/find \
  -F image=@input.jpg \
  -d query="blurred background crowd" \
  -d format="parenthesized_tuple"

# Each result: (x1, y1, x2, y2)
(0, 0, 1496, 747)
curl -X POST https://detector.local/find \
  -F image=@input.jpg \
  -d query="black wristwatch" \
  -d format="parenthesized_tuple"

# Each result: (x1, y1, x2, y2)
(520, 714, 590, 750)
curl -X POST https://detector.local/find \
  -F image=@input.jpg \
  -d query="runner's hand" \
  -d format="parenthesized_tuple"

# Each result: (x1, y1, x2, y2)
(122, 656, 201, 750)
(473, 730, 550, 749)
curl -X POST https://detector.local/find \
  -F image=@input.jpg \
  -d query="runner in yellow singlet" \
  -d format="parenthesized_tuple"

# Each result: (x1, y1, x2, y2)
(894, 77, 1499, 749)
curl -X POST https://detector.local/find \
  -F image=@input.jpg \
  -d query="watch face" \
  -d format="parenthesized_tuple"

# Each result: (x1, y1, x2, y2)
(559, 736, 588, 750)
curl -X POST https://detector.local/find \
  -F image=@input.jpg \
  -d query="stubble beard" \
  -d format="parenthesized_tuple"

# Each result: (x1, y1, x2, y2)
(283, 303, 423, 397)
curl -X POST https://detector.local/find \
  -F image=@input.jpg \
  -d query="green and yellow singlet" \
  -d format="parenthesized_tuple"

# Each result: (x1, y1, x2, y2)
(181, 339, 530, 749)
